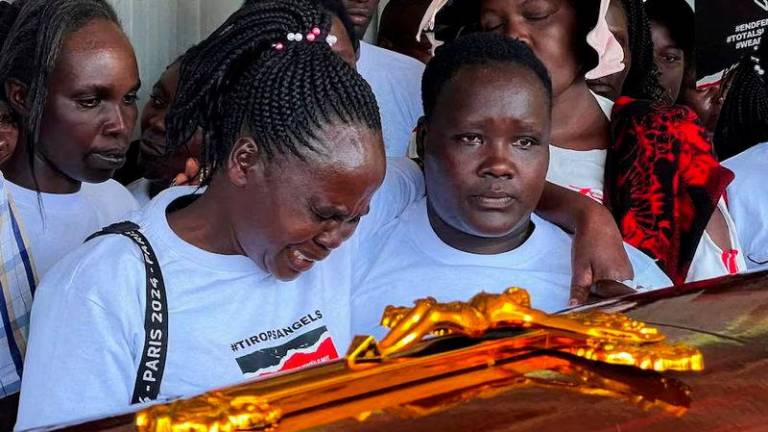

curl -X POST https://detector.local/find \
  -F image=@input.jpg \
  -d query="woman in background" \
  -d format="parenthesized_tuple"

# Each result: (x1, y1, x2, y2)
(0, 0, 140, 279)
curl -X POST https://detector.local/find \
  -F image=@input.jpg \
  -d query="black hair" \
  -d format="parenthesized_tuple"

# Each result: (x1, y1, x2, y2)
(244, 0, 359, 51)
(421, 32, 552, 119)
(0, 0, 120, 142)
(615, 0, 666, 103)
(167, 0, 380, 183)
(644, 0, 693, 66)
(713, 41, 768, 160)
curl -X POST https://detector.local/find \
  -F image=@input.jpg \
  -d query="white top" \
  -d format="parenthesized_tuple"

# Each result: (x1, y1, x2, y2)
(4, 179, 139, 278)
(685, 198, 747, 282)
(16, 158, 424, 430)
(546, 92, 745, 282)
(546, 146, 608, 203)
(357, 42, 424, 157)
(127, 178, 152, 208)
(723, 143, 768, 272)
(545, 91, 613, 204)
(351, 197, 672, 337)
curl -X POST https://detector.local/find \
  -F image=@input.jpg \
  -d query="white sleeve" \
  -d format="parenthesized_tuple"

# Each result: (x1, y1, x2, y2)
(624, 244, 673, 291)
(17, 239, 143, 430)
(357, 158, 424, 241)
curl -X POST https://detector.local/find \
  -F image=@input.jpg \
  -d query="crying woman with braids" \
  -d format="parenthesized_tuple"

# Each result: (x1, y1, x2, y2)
(17, 0, 425, 427)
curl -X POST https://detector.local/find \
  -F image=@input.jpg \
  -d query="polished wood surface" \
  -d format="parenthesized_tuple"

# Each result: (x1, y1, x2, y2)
(59, 271, 768, 432)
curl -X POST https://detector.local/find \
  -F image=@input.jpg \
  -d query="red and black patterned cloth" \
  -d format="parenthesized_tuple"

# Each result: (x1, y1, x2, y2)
(605, 97, 735, 285)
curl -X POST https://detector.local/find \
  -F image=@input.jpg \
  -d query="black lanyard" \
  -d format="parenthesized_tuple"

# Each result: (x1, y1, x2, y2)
(87, 221, 168, 404)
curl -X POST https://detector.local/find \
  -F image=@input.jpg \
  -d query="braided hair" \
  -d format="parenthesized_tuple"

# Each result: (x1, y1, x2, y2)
(166, 0, 380, 183)
(422, 32, 552, 119)
(0, 0, 120, 143)
(713, 41, 768, 160)
(244, 0, 358, 51)
(616, 0, 666, 103)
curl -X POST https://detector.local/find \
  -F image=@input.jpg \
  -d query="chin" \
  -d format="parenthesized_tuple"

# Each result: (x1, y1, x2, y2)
(80, 170, 116, 184)
(273, 270, 302, 282)
(464, 216, 526, 239)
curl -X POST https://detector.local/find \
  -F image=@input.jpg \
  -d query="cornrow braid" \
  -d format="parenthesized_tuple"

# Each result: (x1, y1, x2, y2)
(166, 0, 380, 182)
(617, 0, 666, 104)
(0, 0, 119, 142)
(713, 46, 768, 161)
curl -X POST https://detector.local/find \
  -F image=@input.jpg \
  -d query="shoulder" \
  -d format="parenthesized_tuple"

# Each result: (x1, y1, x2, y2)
(34, 231, 145, 311)
(358, 42, 425, 79)
(127, 178, 152, 208)
(81, 179, 141, 223)
(384, 158, 424, 190)
(530, 214, 574, 246)
(723, 143, 768, 177)
(362, 158, 424, 232)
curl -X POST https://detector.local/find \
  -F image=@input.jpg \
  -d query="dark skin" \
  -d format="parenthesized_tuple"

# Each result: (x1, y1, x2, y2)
(167, 122, 385, 282)
(377, 0, 433, 64)
(650, 20, 684, 103)
(680, 66, 723, 135)
(480, 0, 610, 151)
(0, 101, 17, 166)
(481, 0, 633, 302)
(330, 16, 357, 68)
(3, 19, 140, 194)
(422, 64, 550, 255)
(342, 0, 379, 40)
(139, 61, 203, 197)
(586, 0, 631, 102)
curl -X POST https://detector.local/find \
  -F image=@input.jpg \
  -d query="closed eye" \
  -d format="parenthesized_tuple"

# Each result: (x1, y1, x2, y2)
(484, 22, 505, 33)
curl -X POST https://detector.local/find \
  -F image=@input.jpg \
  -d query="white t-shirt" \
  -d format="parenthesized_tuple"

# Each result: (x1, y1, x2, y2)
(723, 143, 768, 272)
(4, 179, 139, 278)
(685, 198, 747, 282)
(127, 177, 152, 208)
(357, 42, 424, 157)
(545, 91, 612, 204)
(16, 158, 424, 430)
(546, 146, 607, 203)
(351, 197, 672, 337)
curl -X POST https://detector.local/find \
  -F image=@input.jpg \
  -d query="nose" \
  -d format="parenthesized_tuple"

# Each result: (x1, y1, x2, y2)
(504, 22, 533, 46)
(315, 224, 347, 251)
(104, 104, 131, 138)
(477, 142, 516, 179)
(147, 110, 166, 134)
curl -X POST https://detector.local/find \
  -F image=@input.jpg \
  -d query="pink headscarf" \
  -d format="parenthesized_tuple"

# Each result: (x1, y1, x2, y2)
(585, 0, 625, 79)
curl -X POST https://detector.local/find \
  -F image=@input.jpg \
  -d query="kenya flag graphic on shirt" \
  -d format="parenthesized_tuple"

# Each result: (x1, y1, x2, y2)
(235, 326, 339, 376)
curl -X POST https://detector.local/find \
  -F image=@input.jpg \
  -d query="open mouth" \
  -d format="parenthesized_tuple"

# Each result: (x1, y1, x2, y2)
(287, 248, 326, 273)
